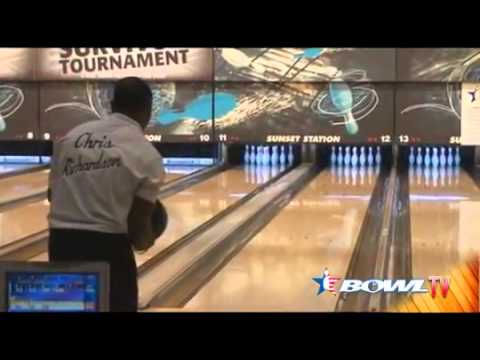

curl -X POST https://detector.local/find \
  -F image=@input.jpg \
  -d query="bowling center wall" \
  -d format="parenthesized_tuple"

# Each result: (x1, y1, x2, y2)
(0, 48, 479, 156)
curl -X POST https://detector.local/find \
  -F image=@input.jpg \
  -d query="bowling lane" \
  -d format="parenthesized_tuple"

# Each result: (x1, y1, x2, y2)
(164, 172, 185, 183)
(29, 165, 273, 263)
(163, 165, 204, 183)
(183, 165, 379, 312)
(133, 165, 266, 267)
(0, 165, 193, 208)
(409, 166, 480, 278)
(0, 169, 50, 204)
(0, 200, 49, 247)
(0, 164, 40, 176)
(1, 164, 206, 260)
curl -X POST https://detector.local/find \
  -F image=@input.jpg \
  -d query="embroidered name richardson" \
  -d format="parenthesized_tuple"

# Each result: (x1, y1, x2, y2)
(63, 132, 122, 176)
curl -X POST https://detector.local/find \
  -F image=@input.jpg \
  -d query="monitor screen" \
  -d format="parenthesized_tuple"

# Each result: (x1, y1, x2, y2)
(6, 272, 99, 312)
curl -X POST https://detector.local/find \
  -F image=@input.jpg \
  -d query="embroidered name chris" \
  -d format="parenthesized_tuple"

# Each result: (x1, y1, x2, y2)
(74, 132, 113, 149)
(64, 133, 121, 176)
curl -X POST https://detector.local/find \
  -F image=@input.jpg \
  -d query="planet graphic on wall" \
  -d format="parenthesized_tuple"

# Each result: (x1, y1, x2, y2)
(401, 51, 480, 121)
(87, 82, 177, 121)
(0, 85, 25, 133)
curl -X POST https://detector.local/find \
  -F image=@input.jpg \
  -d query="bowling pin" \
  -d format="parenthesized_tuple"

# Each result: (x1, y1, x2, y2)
(447, 147, 453, 166)
(279, 146, 286, 165)
(455, 146, 461, 166)
(440, 147, 446, 167)
(375, 146, 381, 165)
(432, 167, 439, 187)
(249, 163, 255, 184)
(367, 165, 373, 185)
(330, 146, 337, 165)
(375, 164, 380, 176)
(271, 146, 279, 166)
(344, 166, 350, 185)
(424, 166, 431, 187)
(424, 147, 431, 167)
(244, 145, 250, 164)
(416, 164, 422, 185)
(255, 163, 262, 184)
(351, 166, 358, 186)
(447, 166, 453, 186)
(262, 165, 269, 183)
(440, 166, 446, 187)
(262, 146, 270, 166)
(367, 147, 374, 166)
(408, 147, 415, 166)
(337, 146, 344, 165)
(432, 147, 439, 168)
(331, 163, 337, 184)
(288, 145, 294, 165)
(359, 165, 365, 185)
(256, 146, 262, 165)
(344, 146, 351, 166)
(416, 147, 423, 166)
(280, 162, 286, 173)
(271, 163, 279, 179)
(249, 163, 256, 184)
(351, 147, 358, 167)
(250, 164, 257, 184)
(359, 146, 366, 166)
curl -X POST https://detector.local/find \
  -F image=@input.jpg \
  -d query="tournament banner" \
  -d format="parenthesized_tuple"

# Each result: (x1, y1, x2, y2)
(0, 48, 36, 80)
(36, 48, 213, 81)
(461, 83, 480, 145)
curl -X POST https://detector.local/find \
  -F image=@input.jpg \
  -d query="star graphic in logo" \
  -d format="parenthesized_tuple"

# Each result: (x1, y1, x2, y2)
(313, 268, 341, 296)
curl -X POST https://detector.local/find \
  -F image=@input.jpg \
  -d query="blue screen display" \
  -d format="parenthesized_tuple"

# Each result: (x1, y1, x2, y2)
(7, 272, 99, 312)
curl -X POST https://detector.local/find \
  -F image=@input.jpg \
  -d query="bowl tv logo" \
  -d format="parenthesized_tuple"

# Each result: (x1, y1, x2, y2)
(313, 268, 450, 298)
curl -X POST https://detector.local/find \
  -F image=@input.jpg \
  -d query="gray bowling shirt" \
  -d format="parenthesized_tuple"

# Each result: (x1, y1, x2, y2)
(48, 112, 165, 234)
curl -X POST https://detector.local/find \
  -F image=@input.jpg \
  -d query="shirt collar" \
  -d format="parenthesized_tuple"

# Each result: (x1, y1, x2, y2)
(111, 112, 143, 132)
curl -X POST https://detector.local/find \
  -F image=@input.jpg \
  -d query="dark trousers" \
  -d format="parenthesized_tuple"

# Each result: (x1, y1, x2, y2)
(49, 228, 138, 312)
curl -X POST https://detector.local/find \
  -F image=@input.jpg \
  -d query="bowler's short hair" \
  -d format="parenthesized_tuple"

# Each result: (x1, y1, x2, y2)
(112, 77, 152, 113)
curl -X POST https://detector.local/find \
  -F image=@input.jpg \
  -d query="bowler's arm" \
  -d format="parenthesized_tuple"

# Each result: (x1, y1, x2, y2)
(48, 143, 59, 203)
(127, 197, 156, 251)
(129, 155, 165, 251)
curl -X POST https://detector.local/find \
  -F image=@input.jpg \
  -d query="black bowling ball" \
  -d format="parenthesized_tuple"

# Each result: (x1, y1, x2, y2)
(152, 200, 168, 239)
